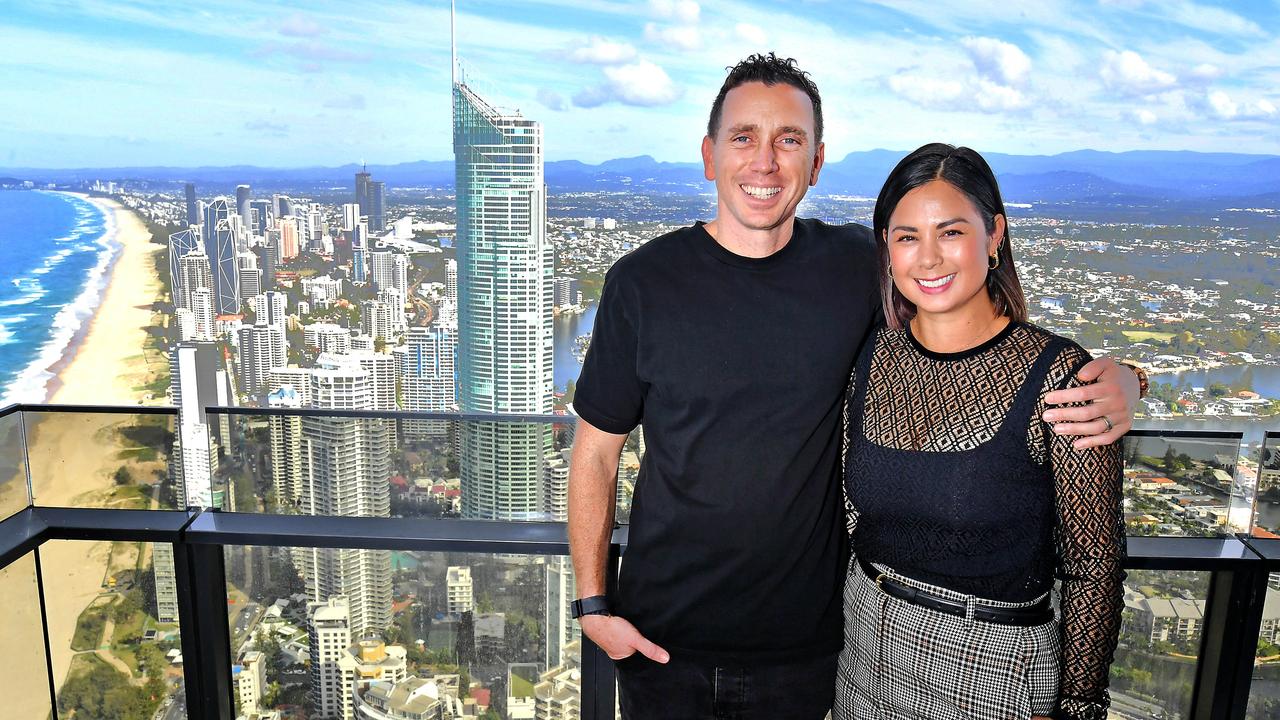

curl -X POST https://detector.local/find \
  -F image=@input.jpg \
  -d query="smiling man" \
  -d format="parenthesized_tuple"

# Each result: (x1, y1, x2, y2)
(567, 53, 1140, 718)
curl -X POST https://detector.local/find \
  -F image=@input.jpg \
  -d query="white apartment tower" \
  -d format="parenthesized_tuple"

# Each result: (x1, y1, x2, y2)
(545, 557, 579, 671)
(370, 250, 409, 295)
(237, 323, 288, 399)
(310, 597, 354, 720)
(297, 365, 393, 637)
(250, 290, 288, 331)
(445, 258, 458, 303)
(446, 565, 474, 615)
(305, 323, 353, 355)
(237, 252, 261, 299)
(176, 248, 212, 311)
(360, 298, 396, 342)
(191, 288, 215, 341)
(235, 650, 266, 715)
(395, 324, 457, 438)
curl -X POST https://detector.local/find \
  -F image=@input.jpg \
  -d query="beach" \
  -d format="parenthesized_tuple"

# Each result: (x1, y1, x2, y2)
(0, 192, 169, 702)
(48, 193, 164, 405)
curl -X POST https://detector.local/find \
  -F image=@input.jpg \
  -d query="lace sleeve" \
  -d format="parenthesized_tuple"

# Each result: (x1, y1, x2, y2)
(1045, 345, 1126, 720)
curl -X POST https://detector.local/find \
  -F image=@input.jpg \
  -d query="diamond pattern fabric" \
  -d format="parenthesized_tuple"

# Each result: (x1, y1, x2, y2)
(841, 322, 1125, 719)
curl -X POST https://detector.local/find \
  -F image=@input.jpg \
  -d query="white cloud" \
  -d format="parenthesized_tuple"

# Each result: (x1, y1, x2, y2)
(563, 36, 637, 65)
(573, 60, 683, 108)
(649, 0, 700, 23)
(961, 37, 1031, 87)
(644, 22, 701, 51)
(735, 22, 767, 46)
(1164, 1, 1264, 37)
(973, 78, 1028, 111)
(1190, 63, 1222, 81)
(886, 73, 965, 108)
(1129, 108, 1158, 125)
(1207, 90, 1238, 119)
(1099, 50, 1176, 96)
(1206, 90, 1277, 120)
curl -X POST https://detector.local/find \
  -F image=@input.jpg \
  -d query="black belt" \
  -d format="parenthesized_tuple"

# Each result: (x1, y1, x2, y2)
(858, 557, 1053, 627)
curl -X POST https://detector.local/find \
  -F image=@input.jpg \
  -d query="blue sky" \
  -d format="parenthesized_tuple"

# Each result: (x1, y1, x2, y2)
(1, 0, 1277, 167)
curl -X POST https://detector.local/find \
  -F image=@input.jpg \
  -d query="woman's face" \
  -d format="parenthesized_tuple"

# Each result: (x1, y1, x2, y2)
(884, 179, 1005, 321)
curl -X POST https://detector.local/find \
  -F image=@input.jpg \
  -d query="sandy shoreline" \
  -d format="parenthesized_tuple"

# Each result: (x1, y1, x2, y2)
(0, 192, 168, 704)
(48, 192, 164, 405)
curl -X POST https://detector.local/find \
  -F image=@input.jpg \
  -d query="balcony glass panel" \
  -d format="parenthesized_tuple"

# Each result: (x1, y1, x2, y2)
(1122, 431, 1245, 537)
(1110, 568, 1210, 719)
(23, 410, 177, 510)
(0, 410, 29, 520)
(207, 410, 575, 521)
(0, 551, 54, 720)
(1254, 432, 1280, 537)
(39, 539, 185, 719)
(223, 544, 578, 720)
(1246, 571, 1280, 719)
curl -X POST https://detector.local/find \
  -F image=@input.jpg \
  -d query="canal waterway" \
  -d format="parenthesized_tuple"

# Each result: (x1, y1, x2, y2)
(553, 302, 598, 391)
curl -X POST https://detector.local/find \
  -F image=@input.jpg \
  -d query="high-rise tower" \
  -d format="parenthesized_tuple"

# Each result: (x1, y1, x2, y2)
(184, 183, 199, 226)
(370, 180, 386, 232)
(236, 184, 252, 234)
(201, 198, 243, 315)
(355, 165, 372, 218)
(297, 365, 393, 637)
(451, 8, 555, 520)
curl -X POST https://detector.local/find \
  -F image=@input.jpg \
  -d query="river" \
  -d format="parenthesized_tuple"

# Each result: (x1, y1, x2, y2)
(1150, 364, 1280, 400)
(553, 303, 598, 391)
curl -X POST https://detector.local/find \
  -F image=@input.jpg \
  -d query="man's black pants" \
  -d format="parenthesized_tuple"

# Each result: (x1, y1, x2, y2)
(615, 650, 837, 719)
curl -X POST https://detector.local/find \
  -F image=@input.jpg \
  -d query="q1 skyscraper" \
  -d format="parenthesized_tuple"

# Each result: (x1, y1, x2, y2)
(451, 4, 554, 520)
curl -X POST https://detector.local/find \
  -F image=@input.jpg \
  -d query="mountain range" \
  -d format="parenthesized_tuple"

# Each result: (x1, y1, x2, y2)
(5, 150, 1280, 203)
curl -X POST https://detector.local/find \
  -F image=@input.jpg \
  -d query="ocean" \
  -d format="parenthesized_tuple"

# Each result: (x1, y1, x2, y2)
(0, 190, 115, 405)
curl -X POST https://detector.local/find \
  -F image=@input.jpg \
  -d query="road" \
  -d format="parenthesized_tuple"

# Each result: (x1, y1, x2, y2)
(231, 601, 264, 649)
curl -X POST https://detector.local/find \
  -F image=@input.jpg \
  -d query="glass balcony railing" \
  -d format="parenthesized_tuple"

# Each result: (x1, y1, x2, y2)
(0, 402, 1278, 720)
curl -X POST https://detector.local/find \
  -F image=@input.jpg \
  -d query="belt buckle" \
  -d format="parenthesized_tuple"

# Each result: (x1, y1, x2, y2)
(875, 573, 887, 590)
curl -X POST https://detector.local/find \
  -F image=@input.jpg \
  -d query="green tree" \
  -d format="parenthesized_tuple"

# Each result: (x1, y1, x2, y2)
(113, 466, 134, 486)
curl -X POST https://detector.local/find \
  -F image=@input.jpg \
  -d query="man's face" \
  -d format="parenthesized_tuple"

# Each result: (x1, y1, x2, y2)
(701, 81, 824, 235)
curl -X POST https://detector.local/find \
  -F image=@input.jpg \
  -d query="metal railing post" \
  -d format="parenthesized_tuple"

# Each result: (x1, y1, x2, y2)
(174, 523, 234, 720)
(33, 546, 60, 717)
(580, 541, 621, 720)
(1189, 563, 1270, 720)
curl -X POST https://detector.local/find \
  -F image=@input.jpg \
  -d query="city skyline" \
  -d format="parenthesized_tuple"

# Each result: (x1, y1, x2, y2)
(2, 0, 1279, 168)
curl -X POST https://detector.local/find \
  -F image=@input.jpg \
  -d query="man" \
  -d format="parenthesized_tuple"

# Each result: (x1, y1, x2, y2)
(568, 53, 1139, 718)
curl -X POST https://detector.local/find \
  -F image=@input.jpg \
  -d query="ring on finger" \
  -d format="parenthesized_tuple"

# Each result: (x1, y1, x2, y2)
(1100, 415, 1114, 432)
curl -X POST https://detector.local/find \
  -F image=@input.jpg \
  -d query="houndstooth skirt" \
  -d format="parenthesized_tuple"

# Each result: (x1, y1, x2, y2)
(834, 557, 1060, 720)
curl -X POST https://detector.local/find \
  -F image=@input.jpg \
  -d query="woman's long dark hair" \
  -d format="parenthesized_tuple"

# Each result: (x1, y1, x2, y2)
(872, 143, 1027, 330)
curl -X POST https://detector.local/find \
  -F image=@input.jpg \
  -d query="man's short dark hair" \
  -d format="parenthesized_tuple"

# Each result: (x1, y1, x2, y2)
(707, 53, 823, 144)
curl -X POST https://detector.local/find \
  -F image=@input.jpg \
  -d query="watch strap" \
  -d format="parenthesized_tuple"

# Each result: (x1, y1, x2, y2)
(571, 595, 610, 619)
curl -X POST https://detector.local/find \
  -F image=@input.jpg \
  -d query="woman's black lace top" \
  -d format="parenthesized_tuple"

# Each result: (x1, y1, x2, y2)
(843, 321, 1125, 720)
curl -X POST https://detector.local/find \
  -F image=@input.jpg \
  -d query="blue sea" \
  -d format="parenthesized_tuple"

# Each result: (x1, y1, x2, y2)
(0, 190, 116, 404)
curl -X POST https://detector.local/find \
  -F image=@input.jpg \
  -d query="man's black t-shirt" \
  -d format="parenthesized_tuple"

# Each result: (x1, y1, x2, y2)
(574, 218, 880, 663)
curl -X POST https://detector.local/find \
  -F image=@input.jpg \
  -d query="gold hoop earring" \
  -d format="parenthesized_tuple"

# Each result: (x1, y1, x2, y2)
(886, 265, 893, 278)
(988, 254, 1000, 270)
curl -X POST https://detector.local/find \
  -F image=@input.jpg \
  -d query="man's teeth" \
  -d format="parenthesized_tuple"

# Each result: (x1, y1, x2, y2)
(917, 274, 956, 288)
(742, 185, 781, 199)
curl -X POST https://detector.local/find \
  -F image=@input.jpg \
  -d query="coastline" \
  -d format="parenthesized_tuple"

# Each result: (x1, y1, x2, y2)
(13, 192, 166, 696)
(46, 192, 163, 405)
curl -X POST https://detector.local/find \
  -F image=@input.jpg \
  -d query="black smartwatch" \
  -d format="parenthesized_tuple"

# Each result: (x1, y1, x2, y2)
(571, 595, 611, 619)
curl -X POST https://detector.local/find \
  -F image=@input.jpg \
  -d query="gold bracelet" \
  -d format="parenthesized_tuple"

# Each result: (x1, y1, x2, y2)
(1120, 361, 1149, 399)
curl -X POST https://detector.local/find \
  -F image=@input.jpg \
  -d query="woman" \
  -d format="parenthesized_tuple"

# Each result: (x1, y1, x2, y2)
(835, 144, 1125, 720)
